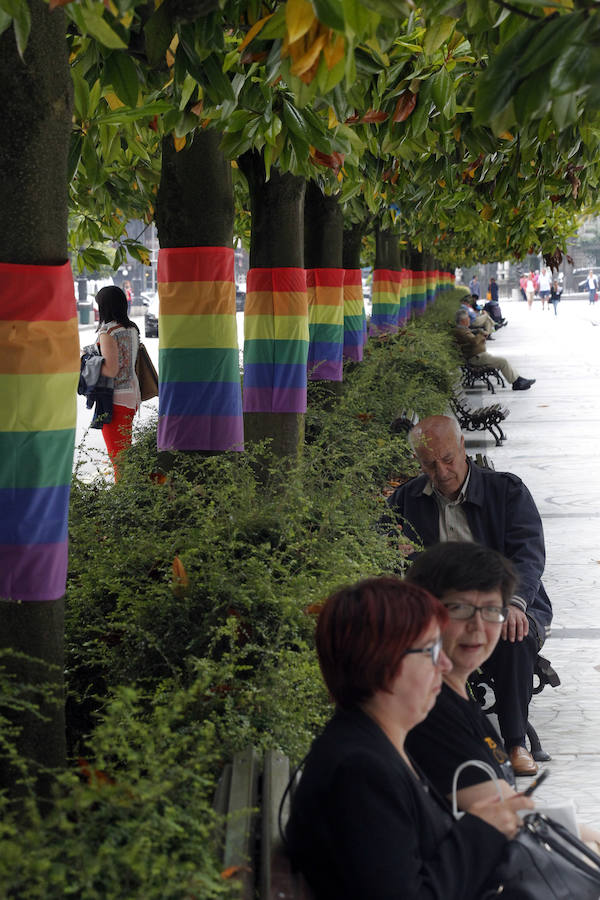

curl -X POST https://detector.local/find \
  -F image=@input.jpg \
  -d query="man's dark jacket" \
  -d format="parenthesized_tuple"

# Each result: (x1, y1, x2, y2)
(387, 462, 552, 630)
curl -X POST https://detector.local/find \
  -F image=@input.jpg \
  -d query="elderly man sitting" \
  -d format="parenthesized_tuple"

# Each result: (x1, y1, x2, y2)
(386, 415, 553, 775)
(454, 308, 535, 391)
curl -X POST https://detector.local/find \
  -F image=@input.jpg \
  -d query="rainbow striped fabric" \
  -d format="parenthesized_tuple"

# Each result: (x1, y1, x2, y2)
(343, 269, 366, 362)
(439, 271, 454, 293)
(0, 262, 79, 601)
(157, 247, 243, 451)
(398, 266, 409, 326)
(410, 269, 428, 317)
(369, 268, 402, 336)
(243, 267, 309, 412)
(307, 268, 344, 381)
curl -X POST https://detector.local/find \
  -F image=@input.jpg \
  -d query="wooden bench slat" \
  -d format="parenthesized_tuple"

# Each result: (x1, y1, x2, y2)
(224, 746, 261, 899)
(261, 750, 315, 900)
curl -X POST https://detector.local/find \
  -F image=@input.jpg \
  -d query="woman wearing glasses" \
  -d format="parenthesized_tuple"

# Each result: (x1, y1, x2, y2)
(405, 543, 520, 808)
(286, 576, 533, 899)
(405, 542, 600, 850)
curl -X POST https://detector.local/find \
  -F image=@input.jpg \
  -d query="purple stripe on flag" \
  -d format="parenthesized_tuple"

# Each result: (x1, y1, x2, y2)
(343, 344, 363, 362)
(157, 415, 244, 451)
(0, 542, 68, 602)
(369, 318, 399, 337)
(242, 386, 307, 414)
(308, 358, 343, 382)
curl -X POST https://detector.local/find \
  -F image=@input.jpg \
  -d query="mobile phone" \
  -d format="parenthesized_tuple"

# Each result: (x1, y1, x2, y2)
(522, 768, 550, 797)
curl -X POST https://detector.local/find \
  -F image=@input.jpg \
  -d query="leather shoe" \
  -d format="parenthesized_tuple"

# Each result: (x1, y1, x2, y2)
(509, 745, 538, 776)
(512, 376, 536, 391)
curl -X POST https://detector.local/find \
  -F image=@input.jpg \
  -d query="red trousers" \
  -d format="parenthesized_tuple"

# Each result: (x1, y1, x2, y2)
(102, 404, 135, 479)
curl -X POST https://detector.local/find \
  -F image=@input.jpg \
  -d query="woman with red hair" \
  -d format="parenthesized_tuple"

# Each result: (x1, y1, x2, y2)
(286, 576, 533, 899)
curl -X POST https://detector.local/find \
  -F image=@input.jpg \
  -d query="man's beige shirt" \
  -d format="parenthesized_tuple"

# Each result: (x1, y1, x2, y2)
(423, 469, 474, 543)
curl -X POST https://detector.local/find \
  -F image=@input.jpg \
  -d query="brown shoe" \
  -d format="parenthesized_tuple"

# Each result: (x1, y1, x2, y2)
(509, 745, 538, 776)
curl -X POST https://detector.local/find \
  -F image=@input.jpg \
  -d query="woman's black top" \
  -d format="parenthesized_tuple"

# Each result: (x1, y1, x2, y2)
(286, 705, 506, 900)
(406, 683, 516, 795)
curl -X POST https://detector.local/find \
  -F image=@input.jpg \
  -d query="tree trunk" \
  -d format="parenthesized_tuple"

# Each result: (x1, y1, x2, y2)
(410, 246, 427, 317)
(304, 183, 344, 387)
(342, 224, 367, 362)
(0, 0, 74, 800)
(156, 130, 234, 246)
(155, 131, 243, 453)
(238, 151, 307, 456)
(370, 225, 403, 336)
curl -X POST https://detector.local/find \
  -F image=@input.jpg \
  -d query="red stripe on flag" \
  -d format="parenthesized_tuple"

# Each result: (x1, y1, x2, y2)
(306, 268, 345, 288)
(157, 246, 234, 283)
(373, 269, 403, 284)
(0, 261, 75, 322)
(246, 267, 307, 294)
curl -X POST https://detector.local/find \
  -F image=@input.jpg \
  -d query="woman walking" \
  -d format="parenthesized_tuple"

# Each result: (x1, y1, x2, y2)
(550, 280, 562, 316)
(96, 286, 140, 479)
(587, 270, 598, 305)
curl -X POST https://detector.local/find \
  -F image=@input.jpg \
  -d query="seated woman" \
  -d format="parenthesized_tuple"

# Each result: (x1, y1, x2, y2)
(405, 541, 600, 849)
(286, 576, 533, 900)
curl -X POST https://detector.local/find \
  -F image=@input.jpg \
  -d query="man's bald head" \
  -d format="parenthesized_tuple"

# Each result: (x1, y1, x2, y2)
(409, 416, 468, 500)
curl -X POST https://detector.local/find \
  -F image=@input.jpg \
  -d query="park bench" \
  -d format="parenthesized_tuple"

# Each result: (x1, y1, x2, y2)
(468, 454, 561, 762)
(469, 657, 560, 763)
(461, 362, 505, 394)
(214, 746, 314, 899)
(390, 409, 419, 434)
(450, 389, 509, 447)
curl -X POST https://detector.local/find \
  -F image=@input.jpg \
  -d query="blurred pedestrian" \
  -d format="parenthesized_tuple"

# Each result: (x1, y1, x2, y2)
(538, 268, 551, 310)
(550, 280, 562, 316)
(525, 273, 535, 309)
(587, 270, 598, 305)
(123, 280, 133, 315)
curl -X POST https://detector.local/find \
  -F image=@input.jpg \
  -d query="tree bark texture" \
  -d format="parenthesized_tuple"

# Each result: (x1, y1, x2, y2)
(342, 224, 365, 270)
(0, 1, 72, 265)
(239, 151, 305, 268)
(238, 151, 306, 455)
(304, 182, 343, 269)
(156, 130, 234, 247)
(0, 0, 72, 798)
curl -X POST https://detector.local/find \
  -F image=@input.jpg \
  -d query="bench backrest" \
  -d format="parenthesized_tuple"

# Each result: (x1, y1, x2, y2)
(216, 748, 315, 899)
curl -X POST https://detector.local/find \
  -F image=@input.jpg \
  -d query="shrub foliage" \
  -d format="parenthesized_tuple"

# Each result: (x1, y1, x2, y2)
(0, 291, 463, 896)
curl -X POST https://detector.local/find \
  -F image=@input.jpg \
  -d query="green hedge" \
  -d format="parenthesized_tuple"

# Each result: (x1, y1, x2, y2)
(0, 289, 465, 897)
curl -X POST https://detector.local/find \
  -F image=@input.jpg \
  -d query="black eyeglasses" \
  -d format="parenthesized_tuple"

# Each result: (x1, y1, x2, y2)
(404, 636, 443, 666)
(444, 602, 508, 623)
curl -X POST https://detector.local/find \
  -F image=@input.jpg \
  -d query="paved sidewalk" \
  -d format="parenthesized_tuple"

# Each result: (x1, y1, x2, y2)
(462, 296, 600, 824)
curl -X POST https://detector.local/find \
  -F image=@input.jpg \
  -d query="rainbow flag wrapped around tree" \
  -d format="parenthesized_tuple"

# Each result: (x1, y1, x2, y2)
(157, 247, 243, 451)
(0, 262, 79, 601)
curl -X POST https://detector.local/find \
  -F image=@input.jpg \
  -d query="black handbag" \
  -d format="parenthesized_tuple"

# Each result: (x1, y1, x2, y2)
(482, 813, 600, 899)
(452, 761, 600, 900)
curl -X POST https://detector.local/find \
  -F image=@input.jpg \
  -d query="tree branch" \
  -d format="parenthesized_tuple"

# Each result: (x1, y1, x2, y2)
(489, 0, 541, 21)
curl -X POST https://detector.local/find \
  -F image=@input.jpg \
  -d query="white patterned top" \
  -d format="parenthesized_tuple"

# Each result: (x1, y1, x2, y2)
(98, 321, 141, 410)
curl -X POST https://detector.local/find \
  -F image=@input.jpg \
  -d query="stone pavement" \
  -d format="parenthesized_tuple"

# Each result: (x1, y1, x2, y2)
(461, 295, 600, 825)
